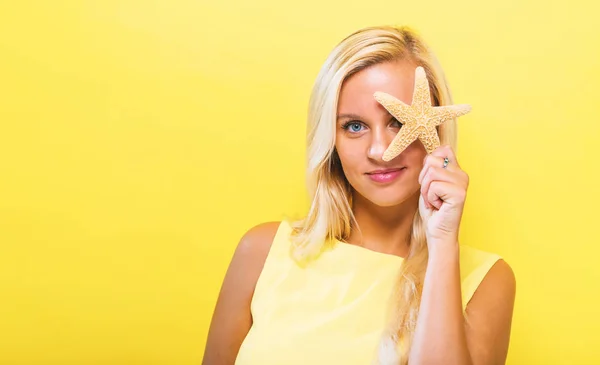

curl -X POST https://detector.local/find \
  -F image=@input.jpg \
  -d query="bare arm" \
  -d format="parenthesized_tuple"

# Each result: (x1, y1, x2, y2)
(408, 244, 516, 365)
(463, 258, 516, 364)
(202, 221, 280, 365)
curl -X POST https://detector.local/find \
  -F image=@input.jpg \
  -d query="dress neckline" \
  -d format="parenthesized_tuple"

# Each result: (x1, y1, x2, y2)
(332, 238, 405, 263)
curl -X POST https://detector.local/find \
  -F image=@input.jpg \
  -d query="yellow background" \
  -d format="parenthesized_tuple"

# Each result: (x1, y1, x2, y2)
(1, 0, 598, 364)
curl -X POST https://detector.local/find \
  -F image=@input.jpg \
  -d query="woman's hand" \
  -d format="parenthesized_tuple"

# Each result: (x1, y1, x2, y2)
(418, 144, 469, 248)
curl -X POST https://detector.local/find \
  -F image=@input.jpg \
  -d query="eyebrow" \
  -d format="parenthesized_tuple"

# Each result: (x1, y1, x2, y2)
(336, 113, 363, 121)
(336, 114, 398, 124)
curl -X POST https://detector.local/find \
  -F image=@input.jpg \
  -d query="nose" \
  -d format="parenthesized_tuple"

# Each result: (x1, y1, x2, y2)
(366, 126, 394, 162)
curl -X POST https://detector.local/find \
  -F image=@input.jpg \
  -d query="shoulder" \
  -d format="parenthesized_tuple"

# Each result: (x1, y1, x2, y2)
(212, 220, 284, 316)
(461, 244, 516, 309)
(460, 245, 515, 285)
(459, 245, 516, 309)
(227, 221, 284, 303)
(201, 221, 283, 364)
(475, 258, 516, 302)
(233, 221, 283, 271)
(236, 221, 282, 255)
(490, 258, 516, 285)
(215, 220, 283, 301)
(463, 255, 516, 364)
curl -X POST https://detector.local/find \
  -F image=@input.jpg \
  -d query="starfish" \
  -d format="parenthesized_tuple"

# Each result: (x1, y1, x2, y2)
(373, 66, 472, 161)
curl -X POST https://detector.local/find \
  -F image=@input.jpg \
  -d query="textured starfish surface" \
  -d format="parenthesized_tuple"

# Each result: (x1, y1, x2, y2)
(373, 66, 472, 161)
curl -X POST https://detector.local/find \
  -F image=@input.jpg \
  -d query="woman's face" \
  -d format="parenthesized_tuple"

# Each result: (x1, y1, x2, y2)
(335, 59, 428, 207)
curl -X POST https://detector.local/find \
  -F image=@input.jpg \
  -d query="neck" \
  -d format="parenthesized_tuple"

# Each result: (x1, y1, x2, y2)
(347, 190, 420, 258)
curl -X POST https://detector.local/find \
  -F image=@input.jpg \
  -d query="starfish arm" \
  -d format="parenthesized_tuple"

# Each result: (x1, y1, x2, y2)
(412, 66, 433, 112)
(429, 104, 472, 126)
(419, 127, 441, 154)
(382, 125, 422, 162)
(373, 91, 414, 125)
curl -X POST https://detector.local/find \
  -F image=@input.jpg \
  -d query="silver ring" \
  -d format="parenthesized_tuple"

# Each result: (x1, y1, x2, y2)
(443, 157, 449, 169)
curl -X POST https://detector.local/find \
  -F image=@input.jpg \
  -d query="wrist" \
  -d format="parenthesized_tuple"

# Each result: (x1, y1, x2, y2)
(427, 239, 460, 262)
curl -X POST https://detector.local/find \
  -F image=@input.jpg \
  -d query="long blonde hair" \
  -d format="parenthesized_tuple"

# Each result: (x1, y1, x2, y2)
(288, 25, 459, 364)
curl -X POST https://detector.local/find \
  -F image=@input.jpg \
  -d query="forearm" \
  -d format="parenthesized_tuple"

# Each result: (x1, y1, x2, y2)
(408, 242, 472, 365)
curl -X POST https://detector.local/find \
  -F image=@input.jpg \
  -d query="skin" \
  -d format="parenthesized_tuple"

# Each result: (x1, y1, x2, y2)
(203, 59, 516, 365)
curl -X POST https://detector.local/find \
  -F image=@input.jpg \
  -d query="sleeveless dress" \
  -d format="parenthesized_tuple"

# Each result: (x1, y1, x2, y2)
(235, 220, 501, 365)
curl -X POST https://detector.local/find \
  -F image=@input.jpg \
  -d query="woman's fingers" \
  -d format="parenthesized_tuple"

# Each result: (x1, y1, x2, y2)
(420, 166, 459, 209)
(419, 145, 466, 210)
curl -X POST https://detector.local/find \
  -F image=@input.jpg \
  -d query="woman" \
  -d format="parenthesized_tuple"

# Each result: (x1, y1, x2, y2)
(203, 25, 516, 365)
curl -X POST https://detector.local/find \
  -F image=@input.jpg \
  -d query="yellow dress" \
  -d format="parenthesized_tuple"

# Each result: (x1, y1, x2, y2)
(235, 220, 501, 365)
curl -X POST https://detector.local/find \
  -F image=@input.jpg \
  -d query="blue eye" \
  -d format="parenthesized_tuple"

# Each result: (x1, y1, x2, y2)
(350, 123, 362, 132)
(343, 121, 364, 133)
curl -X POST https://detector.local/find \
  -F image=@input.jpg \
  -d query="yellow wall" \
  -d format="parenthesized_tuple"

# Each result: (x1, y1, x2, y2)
(1, 0, 598, 364)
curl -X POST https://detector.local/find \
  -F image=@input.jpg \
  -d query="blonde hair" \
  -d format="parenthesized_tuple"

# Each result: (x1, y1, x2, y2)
(288, 25, 459, 364)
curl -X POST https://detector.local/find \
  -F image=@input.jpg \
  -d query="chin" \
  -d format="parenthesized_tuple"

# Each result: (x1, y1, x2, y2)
(357, 188, 414, 208)
(369, 195, 407, 207)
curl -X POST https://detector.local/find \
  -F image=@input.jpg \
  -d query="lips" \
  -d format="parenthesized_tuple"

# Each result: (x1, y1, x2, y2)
(366, 167, 407, 183)
(366, 168, 405, 175)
